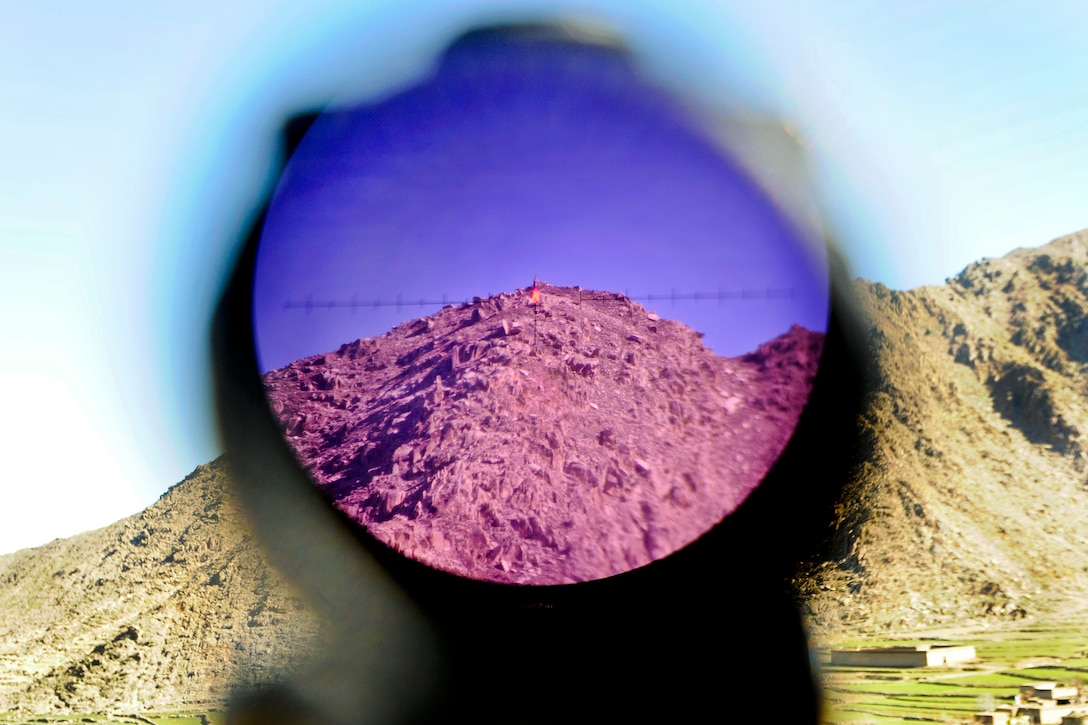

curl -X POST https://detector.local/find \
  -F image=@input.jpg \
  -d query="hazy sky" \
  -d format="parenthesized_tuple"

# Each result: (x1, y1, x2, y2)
(3, 0, 1088, 555)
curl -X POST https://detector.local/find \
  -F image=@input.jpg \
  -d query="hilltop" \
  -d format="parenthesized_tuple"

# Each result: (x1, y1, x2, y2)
(24, 229, 1088, 712)
(263, 283, 823, 584)
(0, 283, 826, 716)
(797, 229, 1088, 637)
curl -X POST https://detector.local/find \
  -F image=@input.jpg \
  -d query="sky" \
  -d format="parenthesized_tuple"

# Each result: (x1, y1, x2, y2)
(2, 0, 1088, 555)
(252, 31, 828, 371)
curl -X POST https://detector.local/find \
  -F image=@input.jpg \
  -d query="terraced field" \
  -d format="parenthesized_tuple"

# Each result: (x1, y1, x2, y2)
(817, 619, 1088, 723)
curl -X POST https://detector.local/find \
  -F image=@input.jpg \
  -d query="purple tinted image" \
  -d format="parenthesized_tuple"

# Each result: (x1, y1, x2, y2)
(253, 30, 827, 373)
(252, 28, 829, 584)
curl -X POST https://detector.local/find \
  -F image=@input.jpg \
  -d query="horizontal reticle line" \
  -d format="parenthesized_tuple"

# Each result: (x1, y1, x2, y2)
(284, 287, 796, 312)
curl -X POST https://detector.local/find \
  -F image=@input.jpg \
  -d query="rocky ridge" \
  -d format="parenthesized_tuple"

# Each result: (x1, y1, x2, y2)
(797, 229, 1088, 637)
(0, 459, 323, 715)
(10, 233, 1088, 714)
(264, 283, 823, 584)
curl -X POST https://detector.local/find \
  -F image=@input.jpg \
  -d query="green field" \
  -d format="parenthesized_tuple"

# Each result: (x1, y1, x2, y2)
(4, 622, 1088, 725)
(818, 622, 1088, 724)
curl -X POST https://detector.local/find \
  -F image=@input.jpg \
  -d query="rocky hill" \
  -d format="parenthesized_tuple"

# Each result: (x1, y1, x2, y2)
(0, 459, 323, 715)
(797, 229, 1088, 637)
(263, 283, 823, 585)
(19, 229, 1088, 713)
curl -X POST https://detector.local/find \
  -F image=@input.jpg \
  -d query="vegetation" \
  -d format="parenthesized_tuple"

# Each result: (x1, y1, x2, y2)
(818, 619, 1088, 723)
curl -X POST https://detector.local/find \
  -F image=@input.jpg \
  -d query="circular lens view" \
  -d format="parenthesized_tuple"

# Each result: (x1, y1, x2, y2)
(252, 28, 829, 585)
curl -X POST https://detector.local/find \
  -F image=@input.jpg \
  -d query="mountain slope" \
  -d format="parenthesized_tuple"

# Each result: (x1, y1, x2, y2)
(22, 228, 1088, 709)
(263, 283, 823, 584)
(0, 459, 323, 714)
(797, 230, 1088, 636)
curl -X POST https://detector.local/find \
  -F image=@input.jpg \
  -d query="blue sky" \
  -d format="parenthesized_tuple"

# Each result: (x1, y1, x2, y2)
(2, 0, 1088, 555)
(252, 35, 829, 371)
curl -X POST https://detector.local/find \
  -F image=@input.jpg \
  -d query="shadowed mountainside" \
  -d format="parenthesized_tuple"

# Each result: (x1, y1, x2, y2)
(797, 230, 1088, 637)
(0, 459, 323, 715)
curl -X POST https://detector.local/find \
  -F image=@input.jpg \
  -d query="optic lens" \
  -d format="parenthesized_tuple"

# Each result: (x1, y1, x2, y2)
(252, 26, 829, 585)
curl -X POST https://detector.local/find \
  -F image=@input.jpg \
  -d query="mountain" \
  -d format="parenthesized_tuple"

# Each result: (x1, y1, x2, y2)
(262, 283, 823, 584)
(23, 229, 1088, 713)
(0, 459, 323, 715)
(1, 283, 824, 717)
(796, 229, 1088, 637)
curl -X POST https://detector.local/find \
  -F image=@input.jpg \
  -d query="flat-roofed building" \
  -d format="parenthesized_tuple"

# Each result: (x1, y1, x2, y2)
(830, 643, 977, 668)
(1021, 684, 1080, 702)
(1019, 702, 1078, 724)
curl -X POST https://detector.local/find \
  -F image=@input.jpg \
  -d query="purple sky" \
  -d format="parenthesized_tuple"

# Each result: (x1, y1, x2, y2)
(253, 36, 828, 372)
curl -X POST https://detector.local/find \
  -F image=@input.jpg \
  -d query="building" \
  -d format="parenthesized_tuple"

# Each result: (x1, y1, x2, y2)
(975, 710, 1030, 725)
(972, 683, 1086, 725)
(1023, 684, 1081, 702)
(830, 643, 977, 668)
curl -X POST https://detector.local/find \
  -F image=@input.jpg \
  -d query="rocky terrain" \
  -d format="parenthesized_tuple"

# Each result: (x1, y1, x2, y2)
(797, 229, 1088, 637)
(12, 231, 1088, 716)
(263, 283, 823, 584)
(0, 459, 323, 715)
